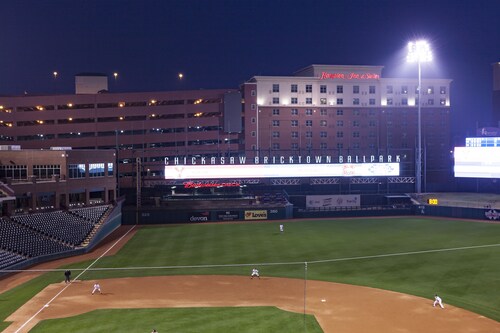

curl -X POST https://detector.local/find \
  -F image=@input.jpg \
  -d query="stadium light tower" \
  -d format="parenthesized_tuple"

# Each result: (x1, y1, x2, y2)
(407, 40, 432, 194)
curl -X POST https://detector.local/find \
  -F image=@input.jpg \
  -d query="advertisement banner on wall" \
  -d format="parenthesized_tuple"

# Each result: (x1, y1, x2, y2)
(188, 211, 210, 222)
(216, 211, 240, 221)
(244, 210, 268, 220)
(306, 195, 361, 208)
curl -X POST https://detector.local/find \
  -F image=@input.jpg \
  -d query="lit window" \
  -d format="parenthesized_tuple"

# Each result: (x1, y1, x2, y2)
(306, 120, 312, 127)
(353, 98, 360, 105)
(272, 120, 280, 127)
(401, 86, 408, 94)
(291, 131, 298, 138)
(305, 109, 313, 116)
(387, 98, 393, 105)
(320, 98, 327, 105)
(320, 120, 327, 127)
(427, 86, 434, 94)
(440, 86, 446, 94)
(291, 120, 298, 127)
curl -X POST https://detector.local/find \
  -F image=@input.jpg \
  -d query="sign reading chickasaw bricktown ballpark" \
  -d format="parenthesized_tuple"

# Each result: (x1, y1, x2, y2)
(164, 154, 400, 180)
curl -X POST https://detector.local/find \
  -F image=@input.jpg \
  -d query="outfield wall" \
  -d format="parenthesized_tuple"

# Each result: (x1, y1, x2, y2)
(416, 205, 499, 221)
(121, 205, 293, 224)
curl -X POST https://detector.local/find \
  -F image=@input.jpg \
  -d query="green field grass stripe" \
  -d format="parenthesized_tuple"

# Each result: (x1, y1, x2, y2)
(308, 243, 500, 264)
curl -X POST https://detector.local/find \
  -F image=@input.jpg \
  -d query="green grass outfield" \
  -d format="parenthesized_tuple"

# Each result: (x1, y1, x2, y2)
(1, 217, 499, 332)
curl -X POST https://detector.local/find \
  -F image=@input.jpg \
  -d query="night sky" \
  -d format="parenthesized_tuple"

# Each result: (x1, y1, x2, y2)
(1, 0, 500, 141)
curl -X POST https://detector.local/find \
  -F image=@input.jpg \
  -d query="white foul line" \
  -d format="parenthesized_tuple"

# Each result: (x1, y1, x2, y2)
(13, 225, 136, 333)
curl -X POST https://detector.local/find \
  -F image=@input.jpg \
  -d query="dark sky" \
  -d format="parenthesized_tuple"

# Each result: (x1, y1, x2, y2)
(1, 0, 500, 139)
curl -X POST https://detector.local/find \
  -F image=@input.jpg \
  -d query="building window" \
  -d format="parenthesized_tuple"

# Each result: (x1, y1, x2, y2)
(305, 109, 313, 115)
(291, 108, 298, 115)
(107, 163, 114, 176)
(353, 85, 360, 94)
(337, 143, 343, 149)
(427, 86, 434, 94)
(428, 99, 434, 105)
(353, 132, 360, 138)
(336, 85, 343, 94)
(353, 98, 360, 105)
(272, 84, 279, 93)
(402, 98, 408, 105)
(251, 90, 256, 96)
(320, 142, 327, 149)
(251, 131, 256, 137)
(291, 97, 298, 104)
(89, 163, 105, 177)
(291, 84, 298, 93)
(33, 164, 61, 179)
(272, 97, 279, 104)
(320, 109, 327, 116)
(440, 98, 446, 105)
(320, 85, 327, 93)
(272, 108, 280, 115)
(69, 164, 86, 179)
(306, 143, 313, 150)
(353, 109, 360, 116)
(272, 120, 280, 127)
(369, 85, 376, 94)
(272, 143, 280, 150)
(369, 120, 376, 127)
(306, 120, 312, 127)
(251, 104, 256, 110)
(291, 120, 298, 127)
(272, 131, 280, 138)
(306, 98, 312, 104)
(401, 86, 408, 94)
(305, 84, 313, 93)
(336, 98, 343, 105)
(251, 117, 256, 124)
(352, 143, 360, 149)
(320, 131, 327, 138)
(320, 120, 327, 127)
(337, 131, 344, 138)
(337, 109, 344, 116)
(337, 120, 344, 127)
(353, 120, 360, 127)
(291, 143, 299, 150)
(320, 98, 327, 105)
(387, 98, 393, 105)
(387, 85, 393, 94)
(306, 131, 312, 138)
(440, 86, 446, 94)
(291, 131, 298, 138)
(369, 109, 376, 116)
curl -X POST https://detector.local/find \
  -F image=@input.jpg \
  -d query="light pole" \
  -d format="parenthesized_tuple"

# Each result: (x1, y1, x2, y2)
(256, 104, 260, 155)
(407, 40, 432, 194)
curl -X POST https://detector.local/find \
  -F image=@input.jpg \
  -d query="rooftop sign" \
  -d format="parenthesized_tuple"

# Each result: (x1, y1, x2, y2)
(319, 72, 380, 80)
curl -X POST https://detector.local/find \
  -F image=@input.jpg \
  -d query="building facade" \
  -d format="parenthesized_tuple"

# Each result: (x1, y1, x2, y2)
(242, 65, 452, 191)
(0, 64, 453, 193)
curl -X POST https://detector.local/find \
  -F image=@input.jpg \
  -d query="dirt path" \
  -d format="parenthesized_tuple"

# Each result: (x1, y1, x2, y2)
(4, 275, 500, 333)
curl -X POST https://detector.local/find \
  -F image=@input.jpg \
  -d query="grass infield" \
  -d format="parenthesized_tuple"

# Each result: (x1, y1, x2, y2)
(1, 217, 499, 331)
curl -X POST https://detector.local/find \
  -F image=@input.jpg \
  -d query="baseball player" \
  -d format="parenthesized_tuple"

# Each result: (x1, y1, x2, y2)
(433, 294, 444, 308)
(92, 282, 102, 295)
(251, 268, 260, 279)
(279, 224, 284, 233)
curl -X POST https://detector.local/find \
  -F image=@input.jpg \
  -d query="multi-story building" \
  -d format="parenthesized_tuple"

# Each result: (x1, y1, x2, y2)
(242, 65, 452, 191)
(0, 65, 453, 194)
(0, 75, 242, 196)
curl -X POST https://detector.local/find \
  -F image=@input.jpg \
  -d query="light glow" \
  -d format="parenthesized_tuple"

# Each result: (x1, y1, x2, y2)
(407, 40, 432, 63)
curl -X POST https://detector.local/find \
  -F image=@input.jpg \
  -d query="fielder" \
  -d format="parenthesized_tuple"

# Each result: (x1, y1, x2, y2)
(251, 268, 260, 279)
(92, 282, 102, 295)
(279, 224, 284, 233)
(433, 294, 444, 308)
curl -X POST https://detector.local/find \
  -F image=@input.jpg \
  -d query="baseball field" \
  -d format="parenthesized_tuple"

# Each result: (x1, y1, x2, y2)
(1, 216, 499, 332)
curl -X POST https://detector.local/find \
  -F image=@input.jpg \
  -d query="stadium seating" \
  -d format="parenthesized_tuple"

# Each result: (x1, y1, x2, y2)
(0, 249, 25, 270)
(0, 217, 73, 257)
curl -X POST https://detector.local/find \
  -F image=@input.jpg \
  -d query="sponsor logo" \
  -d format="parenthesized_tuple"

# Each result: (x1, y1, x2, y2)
(189, 211, 210, 222)
(244, 210, 268, 220)
(485, 209, 499, 220)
